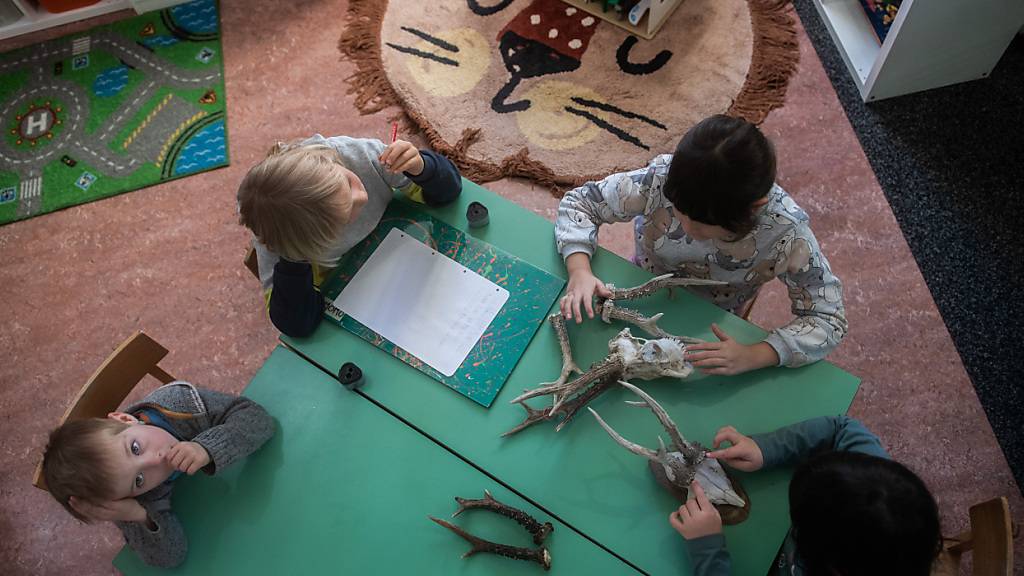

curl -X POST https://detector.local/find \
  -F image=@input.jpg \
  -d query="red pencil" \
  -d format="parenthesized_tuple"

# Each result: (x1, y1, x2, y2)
(390, 122, 398, 144)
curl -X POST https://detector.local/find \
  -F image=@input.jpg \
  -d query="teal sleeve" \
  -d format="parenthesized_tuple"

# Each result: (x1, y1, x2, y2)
(751, 416, 888, 469)
(685, 534, 732, 576)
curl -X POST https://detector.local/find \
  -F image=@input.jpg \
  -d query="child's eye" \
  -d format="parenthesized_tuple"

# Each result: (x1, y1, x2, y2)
(131, 440, 141, 456)
(135, 472, 145, 489)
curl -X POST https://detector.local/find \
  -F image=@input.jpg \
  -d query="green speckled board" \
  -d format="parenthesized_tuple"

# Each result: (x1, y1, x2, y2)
(319, 201, 564, 407)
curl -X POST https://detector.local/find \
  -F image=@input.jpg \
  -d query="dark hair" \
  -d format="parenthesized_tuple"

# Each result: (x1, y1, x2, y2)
(42, 418, 129, 522)
(663, 115, 776, 235)
(789, 451, 942, 576)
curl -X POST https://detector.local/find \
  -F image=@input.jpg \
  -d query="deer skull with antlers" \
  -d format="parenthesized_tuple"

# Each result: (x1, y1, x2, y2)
(589, 380, 750, 524)
(502, 274, 724, 436)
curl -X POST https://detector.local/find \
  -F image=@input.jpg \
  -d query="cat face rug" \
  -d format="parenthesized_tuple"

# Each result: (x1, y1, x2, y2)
(342, 0, 797, 189)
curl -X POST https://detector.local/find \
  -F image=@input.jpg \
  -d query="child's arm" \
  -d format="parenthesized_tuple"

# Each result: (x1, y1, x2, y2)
(555, 159, 669, 320)
(764, 232, 848, 368)
(268, 259, 324, 337)
(379, 140, 462, 206)
(670, 482, 732, 576)
(253, 241, 324, 338)
(190, 388, 275, 475)
(749, 416, 887, 470)
(113, 489, 188, 568)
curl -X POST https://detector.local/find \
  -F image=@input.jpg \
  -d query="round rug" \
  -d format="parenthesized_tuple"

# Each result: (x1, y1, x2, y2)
(342, 0, 798, 190)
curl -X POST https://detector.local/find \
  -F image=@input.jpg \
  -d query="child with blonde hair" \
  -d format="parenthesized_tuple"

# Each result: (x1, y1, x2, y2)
(238, 135, 462, 336)
(555, 115, 846, 375)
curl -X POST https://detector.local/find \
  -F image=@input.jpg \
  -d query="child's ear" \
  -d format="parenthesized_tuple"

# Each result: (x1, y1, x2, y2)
(107, 412, 139, 425)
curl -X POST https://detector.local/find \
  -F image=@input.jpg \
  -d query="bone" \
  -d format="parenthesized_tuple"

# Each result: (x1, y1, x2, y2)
(606, 273, 726, 301)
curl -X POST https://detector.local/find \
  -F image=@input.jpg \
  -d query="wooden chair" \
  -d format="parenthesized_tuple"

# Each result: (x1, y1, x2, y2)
(933, 496, 1017, 576)
(32, 331, 176, 492)
(244, 244, 259, 280)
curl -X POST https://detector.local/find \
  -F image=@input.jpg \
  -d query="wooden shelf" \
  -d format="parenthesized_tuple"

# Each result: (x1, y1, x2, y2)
(560, 0, 683, 40)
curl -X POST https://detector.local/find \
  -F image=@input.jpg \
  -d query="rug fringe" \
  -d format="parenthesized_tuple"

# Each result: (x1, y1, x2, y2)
(339, 1, 399, 114)
(727, 0, 800, 124)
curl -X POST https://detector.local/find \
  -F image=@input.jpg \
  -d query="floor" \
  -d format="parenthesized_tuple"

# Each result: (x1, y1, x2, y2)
(0, 1, 1020, 574)
(792, 0, 1024, 490)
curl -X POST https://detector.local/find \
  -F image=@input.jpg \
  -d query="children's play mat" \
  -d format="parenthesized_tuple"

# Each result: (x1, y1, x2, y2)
(0, 0, 227, 225)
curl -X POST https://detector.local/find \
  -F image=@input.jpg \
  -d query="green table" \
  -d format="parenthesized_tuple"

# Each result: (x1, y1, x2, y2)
(282, 179, 861, 575)
(114, 346, 637, 574)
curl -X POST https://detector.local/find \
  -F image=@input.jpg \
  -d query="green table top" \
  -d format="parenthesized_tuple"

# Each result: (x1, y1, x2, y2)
(283, 179, 862, 576)
(114, 346, 638, 575)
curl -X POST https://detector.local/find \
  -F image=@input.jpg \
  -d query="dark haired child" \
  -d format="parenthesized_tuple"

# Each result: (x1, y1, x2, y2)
(670, 416, 942, 576)
(554, 115, 847, 375)
(42, 382, 275, 567)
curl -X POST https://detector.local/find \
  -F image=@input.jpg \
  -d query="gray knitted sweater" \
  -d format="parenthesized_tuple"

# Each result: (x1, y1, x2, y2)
(114, 382, 275, 567)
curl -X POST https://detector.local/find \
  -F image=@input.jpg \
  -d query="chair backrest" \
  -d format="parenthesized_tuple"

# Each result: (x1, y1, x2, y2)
(936, 496, 1016, 576)
(32, 331, 176, 491)
(245, 245, 259, 280)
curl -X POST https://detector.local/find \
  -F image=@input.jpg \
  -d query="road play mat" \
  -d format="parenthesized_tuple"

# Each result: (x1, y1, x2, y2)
(0, 0, 227, 225)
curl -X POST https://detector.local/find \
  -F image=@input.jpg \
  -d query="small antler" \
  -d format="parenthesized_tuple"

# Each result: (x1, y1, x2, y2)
(547, 312, 581, 389)
(605, 273, 726, 301)
(596, 300, 702, 344)
(429, 516, 552, 570)
(453, 490, 554, 545)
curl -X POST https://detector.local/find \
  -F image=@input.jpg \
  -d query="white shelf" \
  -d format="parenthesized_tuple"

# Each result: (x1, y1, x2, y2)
(1, 0, 130, 41)
(812, 0, 880, 89)
(813, 0, 1024, 101)
(0, 0, 184, 41)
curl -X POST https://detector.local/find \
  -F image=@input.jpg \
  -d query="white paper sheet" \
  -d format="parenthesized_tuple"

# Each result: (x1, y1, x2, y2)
(332, 228, 509, 377)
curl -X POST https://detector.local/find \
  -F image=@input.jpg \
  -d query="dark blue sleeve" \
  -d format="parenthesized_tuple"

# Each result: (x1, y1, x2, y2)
(686, 533, 732, 576)
(407, 149, 462, 206)
(268, 259, 323, 337)
(751, 416, 889, 470)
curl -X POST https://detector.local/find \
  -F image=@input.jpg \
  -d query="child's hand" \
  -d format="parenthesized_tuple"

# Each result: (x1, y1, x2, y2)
(707, 425, 764, 472)
(668, 482, 722, 540)
(561, 269, 613, 324)
(685, 324, 779, 375)
(379, 140, 424, 176)
(70, 496, 148, 523)
(165, 441, 211, 475)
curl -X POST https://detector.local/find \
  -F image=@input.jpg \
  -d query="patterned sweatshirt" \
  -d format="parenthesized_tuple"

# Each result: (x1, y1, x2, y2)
(114, 382, 275, 567)
(554, 154, 847, 367)
(684, 416, 889, 576)
(253, 135, 463, 337)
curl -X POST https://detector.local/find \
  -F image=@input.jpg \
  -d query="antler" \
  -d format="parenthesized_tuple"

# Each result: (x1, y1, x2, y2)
(604, 273, 726, 301)
(429, 516, 552, 570)
(548, 312, 581, 388)
(510, 356, 623, 406)
(503, 370, 620, 436)
(453, 490, 554, 545)
(589, 380, 703, 463)
(616, 380, 701, 460)
(596, 300, 702, 344)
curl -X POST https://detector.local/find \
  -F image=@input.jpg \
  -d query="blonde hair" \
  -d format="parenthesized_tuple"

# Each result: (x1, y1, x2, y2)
(42, 418, 130, 522)
(237, 142, 355, 264)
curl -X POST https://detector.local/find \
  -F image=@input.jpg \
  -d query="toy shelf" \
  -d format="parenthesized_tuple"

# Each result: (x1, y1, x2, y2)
(560, 0, 684, 40)
(0, 0, 184, 41)
(812, 0, 1024, 101)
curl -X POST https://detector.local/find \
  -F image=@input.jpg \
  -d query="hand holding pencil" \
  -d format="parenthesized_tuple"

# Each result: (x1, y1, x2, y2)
(379, 122, 424, 176)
